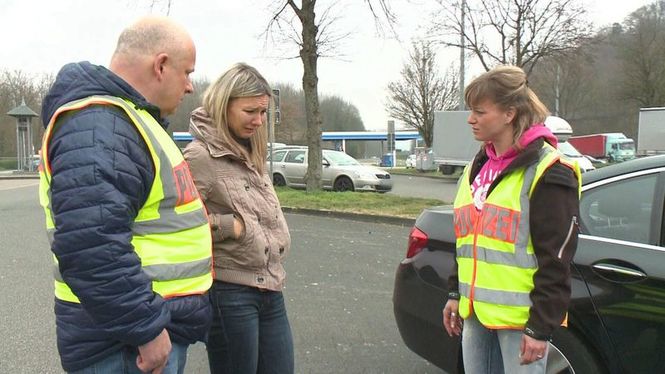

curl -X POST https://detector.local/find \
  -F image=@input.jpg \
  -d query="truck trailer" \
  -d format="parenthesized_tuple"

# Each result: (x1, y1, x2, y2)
(431, 110, 480, 175)
(638, 107, 665, 155)
(567, 133, 635, 162)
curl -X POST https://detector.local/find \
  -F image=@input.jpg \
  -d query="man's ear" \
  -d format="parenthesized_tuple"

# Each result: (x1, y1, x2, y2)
(154, 53, 168, 80)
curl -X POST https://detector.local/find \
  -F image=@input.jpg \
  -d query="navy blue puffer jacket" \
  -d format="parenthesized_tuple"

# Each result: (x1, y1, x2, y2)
(41, 62, 211, 372)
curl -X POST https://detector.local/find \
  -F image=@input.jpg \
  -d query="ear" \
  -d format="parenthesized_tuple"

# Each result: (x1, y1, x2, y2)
(153, 53, 168, 81)
(504, 106, 517, 125)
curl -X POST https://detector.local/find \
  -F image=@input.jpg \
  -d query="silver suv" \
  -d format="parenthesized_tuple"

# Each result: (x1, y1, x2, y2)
(267, 147, 393, 192)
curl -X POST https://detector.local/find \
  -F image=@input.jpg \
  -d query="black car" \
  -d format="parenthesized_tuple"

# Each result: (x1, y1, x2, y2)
(393, 155, 665, 373)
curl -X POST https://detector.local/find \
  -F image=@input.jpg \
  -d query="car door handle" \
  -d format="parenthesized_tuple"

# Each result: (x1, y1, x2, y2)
(592, 263, 647, 280)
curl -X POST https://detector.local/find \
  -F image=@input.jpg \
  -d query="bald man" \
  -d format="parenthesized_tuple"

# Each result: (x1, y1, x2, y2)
(39, 17, 212, 374)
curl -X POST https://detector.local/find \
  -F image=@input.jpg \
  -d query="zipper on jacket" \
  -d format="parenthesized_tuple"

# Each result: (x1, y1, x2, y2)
(557, 216, 577, 259)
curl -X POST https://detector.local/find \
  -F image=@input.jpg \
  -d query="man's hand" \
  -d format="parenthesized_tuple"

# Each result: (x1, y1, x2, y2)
(137, 329, 171, 373)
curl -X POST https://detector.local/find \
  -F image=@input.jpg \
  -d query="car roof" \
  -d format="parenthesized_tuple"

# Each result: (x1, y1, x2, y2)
(272, 146, 340, 153)
(272, 145, 307, 150)
(582, 154, 665, 186)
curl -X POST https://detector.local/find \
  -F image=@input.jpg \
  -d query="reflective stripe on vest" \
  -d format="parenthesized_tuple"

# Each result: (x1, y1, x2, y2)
(39, 95, 213, 303)
(453, 143, 580, 328)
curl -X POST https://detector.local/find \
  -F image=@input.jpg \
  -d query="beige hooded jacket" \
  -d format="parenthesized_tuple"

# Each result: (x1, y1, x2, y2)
(183, 107, 290, 291)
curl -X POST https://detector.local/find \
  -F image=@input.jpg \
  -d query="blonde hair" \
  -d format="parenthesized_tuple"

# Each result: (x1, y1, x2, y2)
(202, 63, 271, 174)
(465, 65, 549, 147)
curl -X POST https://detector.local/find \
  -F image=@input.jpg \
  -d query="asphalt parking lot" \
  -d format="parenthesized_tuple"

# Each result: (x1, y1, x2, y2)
(0, 179, 445, 373)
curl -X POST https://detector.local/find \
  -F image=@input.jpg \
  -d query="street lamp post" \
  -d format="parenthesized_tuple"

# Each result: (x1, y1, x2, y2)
(268, 89, 281, 181)
(459, 0, 466, 111)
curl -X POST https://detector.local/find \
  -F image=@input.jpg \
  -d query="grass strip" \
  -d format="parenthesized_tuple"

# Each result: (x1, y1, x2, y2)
(275, 186, 446, 219)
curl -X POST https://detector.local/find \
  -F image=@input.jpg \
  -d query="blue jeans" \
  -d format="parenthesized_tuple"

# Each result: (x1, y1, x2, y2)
(68, 342, 188, 374)
(462, 314, 548, 374)
(206, 280, 294, 374)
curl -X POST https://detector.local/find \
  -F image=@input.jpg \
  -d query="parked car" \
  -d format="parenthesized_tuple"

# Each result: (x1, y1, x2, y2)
(268, 142, 287, 151)
(393, 155, 665, 373)
(30, 154, 40, 170)
(558, 140, 596, 173)
(584, 154, 607, 166)
(267, 147, 393, 192)
(405, 154, 417, 169)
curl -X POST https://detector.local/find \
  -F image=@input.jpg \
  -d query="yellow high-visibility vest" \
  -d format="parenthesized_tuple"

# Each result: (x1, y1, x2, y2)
(453, 143, 581, 328)
(39, 95, 213, 303)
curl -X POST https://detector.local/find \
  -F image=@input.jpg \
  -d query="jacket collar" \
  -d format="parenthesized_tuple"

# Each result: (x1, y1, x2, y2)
(42, 61, 167, 129)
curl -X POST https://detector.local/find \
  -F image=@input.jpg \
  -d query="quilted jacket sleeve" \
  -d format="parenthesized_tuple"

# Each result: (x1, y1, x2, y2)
(48, 105, 169, 346)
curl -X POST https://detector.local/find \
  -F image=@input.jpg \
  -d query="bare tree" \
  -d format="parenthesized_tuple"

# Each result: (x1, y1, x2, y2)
(385, 41, 458, 147)
(271, 83, 366, 153)
(528, 21, 647, 140)
(528, 29, 634, 129)
(616, 2, 665, 107)
(431, 0, 592, 74)
(266, 0, 395, 192)
(142, 0, 395, 191)
(167, 78, 209, 133)
(148, 0, 172, 15)
(528, 47, 598, 120)
(320, 94, 366, 157)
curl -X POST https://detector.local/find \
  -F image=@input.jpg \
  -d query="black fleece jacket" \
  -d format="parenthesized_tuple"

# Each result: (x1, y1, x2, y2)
(448, 138, 580, 340)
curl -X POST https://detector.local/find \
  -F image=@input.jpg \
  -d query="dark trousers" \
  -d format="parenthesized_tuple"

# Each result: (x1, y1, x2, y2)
(207, 280, 294, 374)
(68, 343, 188, 374)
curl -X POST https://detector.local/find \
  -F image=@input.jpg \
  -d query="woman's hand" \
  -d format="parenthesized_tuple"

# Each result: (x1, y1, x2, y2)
(232, 216, 245, 239)
(519, 334, 548, 365)
(442, 299, 463, 336)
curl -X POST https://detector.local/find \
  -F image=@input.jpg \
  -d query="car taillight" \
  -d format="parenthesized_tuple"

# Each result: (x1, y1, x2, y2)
(406, 226, 428, 258)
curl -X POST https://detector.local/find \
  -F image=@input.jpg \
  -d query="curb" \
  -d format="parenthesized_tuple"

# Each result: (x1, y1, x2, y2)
(387, 171, 459, 181)
(0, 173, 39, 180)
(281, 207, 416, 227)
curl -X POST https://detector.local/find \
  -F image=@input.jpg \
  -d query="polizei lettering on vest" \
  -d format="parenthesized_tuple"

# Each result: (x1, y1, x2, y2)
(173, 161, 199, 206)
(481, 203, 520, 243)
(454, 205, 475, 237)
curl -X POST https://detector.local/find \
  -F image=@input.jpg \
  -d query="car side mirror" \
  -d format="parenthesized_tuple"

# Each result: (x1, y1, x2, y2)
(322, 159, 330, 167)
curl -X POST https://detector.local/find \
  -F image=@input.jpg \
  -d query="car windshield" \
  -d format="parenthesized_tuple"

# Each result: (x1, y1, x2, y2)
(558, 141, 583, 157)
(619, 141, 634, 150)
(267, 150, 287, 162)
(324, 151, 360, 166)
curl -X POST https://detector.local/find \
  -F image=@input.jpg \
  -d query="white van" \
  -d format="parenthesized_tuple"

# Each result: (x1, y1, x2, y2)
(545, 116, 595, 173)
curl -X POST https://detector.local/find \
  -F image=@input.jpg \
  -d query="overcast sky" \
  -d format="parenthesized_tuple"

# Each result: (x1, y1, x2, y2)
(0, 0, 655, 130)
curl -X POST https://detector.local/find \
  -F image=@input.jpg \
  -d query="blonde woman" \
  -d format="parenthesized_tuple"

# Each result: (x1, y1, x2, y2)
(183, 63, 293, 374)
